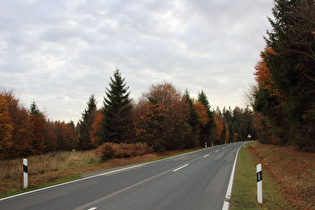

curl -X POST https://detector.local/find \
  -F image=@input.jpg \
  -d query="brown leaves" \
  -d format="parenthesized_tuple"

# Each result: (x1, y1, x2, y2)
(0, 94, 14, 159)
(90, 112, 103, 147)
(0, 90, 78, 159)
(133, 82, 190, 150)
(194, 103, 209, 127)
(254, 47, 285, 102)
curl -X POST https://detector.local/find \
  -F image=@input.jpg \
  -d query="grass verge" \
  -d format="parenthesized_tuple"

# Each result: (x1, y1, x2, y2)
(0, 147, 198, 199)
(0, 175, 80, 199)
(230, 143, 294, 209)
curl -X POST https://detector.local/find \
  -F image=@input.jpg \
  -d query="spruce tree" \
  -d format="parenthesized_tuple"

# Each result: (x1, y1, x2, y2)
(263, 0, 315, 150)
(29, 101, 40, 116)
(101, 69, 133, 144)
(78, 94, 97, 150)
(198, 90, 216, 146)
(29, 101, 45, 154)
(184, 89, 199, 148)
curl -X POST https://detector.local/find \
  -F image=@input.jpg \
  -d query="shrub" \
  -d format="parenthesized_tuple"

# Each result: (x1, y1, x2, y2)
(96, 144, 115, 161)
(95, 142, 153, 161)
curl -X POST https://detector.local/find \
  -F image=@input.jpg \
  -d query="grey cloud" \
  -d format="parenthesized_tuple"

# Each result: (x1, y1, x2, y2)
(0, 0, 274, 122)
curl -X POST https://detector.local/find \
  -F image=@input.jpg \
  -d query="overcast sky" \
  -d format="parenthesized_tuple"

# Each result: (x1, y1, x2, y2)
(1, 0, 274, 122)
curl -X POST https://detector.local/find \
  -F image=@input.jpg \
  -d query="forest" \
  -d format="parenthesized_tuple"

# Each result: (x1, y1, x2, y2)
(0, 74, 257, 160)
(252, 0, 314, 152)
(1, 0, 314, 160)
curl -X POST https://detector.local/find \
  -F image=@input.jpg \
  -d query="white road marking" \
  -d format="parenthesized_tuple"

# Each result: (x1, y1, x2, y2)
(222, 143, 243, 210)
(203, 154, 209, 158)
(215, 150, 219, 152)
(173, 164, 189, 172)
(88, 207, 98, 210)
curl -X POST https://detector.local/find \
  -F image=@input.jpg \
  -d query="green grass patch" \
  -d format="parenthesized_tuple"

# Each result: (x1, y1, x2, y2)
(230, 143, 294, 210)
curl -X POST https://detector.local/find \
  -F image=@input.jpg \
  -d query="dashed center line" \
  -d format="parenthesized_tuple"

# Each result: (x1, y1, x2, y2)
(173, 164, 189, 172)
(203, 154, 209, 158)
(215, 150, 219, 152)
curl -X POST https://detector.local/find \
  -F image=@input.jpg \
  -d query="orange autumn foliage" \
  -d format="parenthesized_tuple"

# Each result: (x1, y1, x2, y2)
(194, 103, 209, 127)
(254, 47, 284, 100)
(214, 114, 224, 144)
(0, 94, 14, 159)
(29, 114, 45, 154)
(133, 82, 190, 150)
(90, 112, 103, 146)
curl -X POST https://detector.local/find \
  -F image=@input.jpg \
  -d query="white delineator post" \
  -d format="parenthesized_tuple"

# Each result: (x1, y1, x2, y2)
(23, 158, 28, 189)
(256, 163, 263, 203)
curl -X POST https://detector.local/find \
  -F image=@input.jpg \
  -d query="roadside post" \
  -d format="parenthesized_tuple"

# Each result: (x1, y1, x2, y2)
(256, 163, 263, 203)
(23, 158, 28, 188)
(205, 142, 207, 148)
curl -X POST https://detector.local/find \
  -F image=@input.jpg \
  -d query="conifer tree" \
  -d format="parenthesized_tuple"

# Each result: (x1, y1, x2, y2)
(78, 94, 97, 150)
(100, 69, 133, 144)
(198, 90, 216, 146)
(184, 89, 199, 148)
(255, 0, 315, 150)
(30, 101, 40, 116)
(29, 101, 45, 154)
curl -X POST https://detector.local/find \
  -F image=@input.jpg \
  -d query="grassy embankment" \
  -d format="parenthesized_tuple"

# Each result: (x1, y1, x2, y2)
(0, 143, 193, 198)
(231, 142, 314, 210)
(2, 141, 314, 209)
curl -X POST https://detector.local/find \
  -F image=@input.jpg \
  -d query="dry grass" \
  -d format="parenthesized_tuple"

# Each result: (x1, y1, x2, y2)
(248, 142, 315, 209)
(0, 150, 100, 195)
(1, 142, 190, 197)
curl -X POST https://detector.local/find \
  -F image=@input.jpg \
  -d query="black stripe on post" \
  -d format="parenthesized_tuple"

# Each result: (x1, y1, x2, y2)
(23, 164, 28, 173)
(257, 171, 262, 182)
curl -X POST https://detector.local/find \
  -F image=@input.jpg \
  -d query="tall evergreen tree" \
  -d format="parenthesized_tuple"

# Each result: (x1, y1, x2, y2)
(78, 94, 97, 150)
(223, 107, 235, 143)
(184, 89, 199, 148)
(255, 0, 315, 150)
(198, 90, 216, 146)
(29, 101, 45, 154)
(29, 101, 40, 116)
(100, 69, 133, 144)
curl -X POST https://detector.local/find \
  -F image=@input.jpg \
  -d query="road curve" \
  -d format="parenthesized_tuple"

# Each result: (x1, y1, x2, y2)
(0, 142, 244, 210)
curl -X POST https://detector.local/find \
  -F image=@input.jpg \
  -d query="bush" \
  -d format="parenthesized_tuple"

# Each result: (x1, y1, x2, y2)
(96, 144, 115, 161)
(96, 142, 153, 161)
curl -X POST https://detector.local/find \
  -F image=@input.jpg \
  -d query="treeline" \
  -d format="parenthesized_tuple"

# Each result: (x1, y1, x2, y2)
(0, 70, 257, 159)
(253, 0, 314, 151)
(0, 91, 77, 159)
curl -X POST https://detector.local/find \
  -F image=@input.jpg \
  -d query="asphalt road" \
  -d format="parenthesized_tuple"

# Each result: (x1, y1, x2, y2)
(0, 142, 244, 210)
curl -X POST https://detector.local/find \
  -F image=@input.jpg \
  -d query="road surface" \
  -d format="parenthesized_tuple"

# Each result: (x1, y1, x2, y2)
(0, 142, 243, 210)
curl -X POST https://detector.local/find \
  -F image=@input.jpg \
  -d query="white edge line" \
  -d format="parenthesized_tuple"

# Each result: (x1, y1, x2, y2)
(0, 163, 147, 202)
(0, 146, 214, 202)
(172, 164, 189, 172)
(1, 144, 227, 202)
(222, 143, 244, 210)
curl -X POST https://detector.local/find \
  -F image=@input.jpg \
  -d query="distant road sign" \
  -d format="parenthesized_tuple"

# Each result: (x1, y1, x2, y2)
(247, 134, 252, 139)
